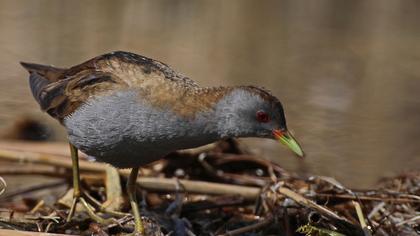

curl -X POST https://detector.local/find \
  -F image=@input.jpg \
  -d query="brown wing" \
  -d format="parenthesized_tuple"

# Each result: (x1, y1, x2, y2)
(41, 71, 127, 121)
(69, 51, 197, 86)
(21, 51, 197, 121)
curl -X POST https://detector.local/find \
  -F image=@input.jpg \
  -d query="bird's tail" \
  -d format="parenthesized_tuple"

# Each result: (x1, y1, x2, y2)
(20, 62, 65, 106)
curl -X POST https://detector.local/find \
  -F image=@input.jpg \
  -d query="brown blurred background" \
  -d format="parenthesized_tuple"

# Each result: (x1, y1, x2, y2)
(0, 0, 419, 188)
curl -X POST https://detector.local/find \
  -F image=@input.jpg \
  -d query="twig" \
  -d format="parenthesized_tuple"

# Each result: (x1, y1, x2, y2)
(105, 215, 133, 229)
(2, 179, 67, 200)
(395, 215, 420, 227)
(29, 200, 45, 214)
(137, 177, 261, 201)
(0, 149, 105, 173)
(368, 202, 386, 219)
(181, 195, 246, 213)
(175, 143, 217, 156)
(310, 175, 349, 192)
(0, 165, 69, 178)
(273, 183, 349, 223)
(314, 193, 420, 203)
(0, 210, 57, 225)
(219, 215, 273, 236)
(353, 201, 372, 236)
(0, 148, 134, 178)
(0, 229, 72, 236)
(0, 141, 72, 157)
(103, 166, 123, 211)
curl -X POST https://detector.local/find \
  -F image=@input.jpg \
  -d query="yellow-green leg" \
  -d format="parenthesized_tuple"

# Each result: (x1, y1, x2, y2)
(127, 167, 145, 235)
(66, 143, 114, 224)
(66, 143, 81, 222)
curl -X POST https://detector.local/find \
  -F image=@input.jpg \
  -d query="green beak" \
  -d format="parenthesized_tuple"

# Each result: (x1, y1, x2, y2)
(273, 129, 304, 157)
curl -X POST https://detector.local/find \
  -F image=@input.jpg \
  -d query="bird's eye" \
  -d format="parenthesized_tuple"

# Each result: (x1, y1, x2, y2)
(256, 110, 270, 123)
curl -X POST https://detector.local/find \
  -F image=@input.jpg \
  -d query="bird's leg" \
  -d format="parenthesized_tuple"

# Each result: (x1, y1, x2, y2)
(66, 143, 81, 222)
(127, 167, 145, 235)
(66, 143, 114, 224)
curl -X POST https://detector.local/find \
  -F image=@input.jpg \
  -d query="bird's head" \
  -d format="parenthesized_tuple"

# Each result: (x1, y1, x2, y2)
(214, 86, 304, 157)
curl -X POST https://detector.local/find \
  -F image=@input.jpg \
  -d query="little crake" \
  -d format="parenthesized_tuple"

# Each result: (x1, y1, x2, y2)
(21, 51, 303, 234)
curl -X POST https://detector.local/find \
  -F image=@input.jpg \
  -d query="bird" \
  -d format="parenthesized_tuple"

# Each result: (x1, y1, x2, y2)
(20, 51, 304, 235)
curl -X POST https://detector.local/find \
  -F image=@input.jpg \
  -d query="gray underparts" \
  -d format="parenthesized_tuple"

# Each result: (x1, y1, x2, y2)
(64, 90, 219, 168)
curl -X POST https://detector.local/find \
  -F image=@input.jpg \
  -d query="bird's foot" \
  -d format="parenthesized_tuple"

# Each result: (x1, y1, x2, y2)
(83, 190, 129, 218)
(65, 190, 123, 225)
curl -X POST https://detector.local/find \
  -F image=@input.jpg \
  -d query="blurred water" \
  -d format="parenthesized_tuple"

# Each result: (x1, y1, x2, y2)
(0, 0, 419, 187)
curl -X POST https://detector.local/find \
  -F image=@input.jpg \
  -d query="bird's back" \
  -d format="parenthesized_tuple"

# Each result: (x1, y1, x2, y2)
(20, 51, 199, 122)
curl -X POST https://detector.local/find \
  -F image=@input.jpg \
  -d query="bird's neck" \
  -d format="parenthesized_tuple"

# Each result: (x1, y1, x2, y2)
(193, 86, 255, 139)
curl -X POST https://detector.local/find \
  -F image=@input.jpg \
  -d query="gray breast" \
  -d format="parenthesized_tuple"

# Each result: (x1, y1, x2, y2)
(64, 90, 219, 168)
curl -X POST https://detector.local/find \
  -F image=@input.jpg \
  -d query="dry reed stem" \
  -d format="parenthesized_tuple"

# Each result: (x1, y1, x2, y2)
(273, 183, 350, 223)
(0, 148, 262, 200)
(103, 166, 123, 211)
(0, 229, 73, 236)
(353, 200, 372, 236)
(137, 177, 261, 201)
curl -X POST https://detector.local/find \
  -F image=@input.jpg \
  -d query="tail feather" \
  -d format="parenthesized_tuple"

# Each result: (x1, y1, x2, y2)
(20, 62, 65, 82)
(20, 62, 65, 107)
(28, 73, 50, 105)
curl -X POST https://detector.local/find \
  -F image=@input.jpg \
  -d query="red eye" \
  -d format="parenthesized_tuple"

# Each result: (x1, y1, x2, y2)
(256, 110, 270, 123)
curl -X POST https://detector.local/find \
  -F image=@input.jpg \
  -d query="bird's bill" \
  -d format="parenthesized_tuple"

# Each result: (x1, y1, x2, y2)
(273, 129, 304, 157)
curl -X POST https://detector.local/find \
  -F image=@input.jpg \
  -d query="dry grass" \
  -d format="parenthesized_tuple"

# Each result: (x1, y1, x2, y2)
(0, 139, 418, 235)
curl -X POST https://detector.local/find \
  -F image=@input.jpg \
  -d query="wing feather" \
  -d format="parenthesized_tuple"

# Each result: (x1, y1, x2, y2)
(21, 51, 197, 121)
